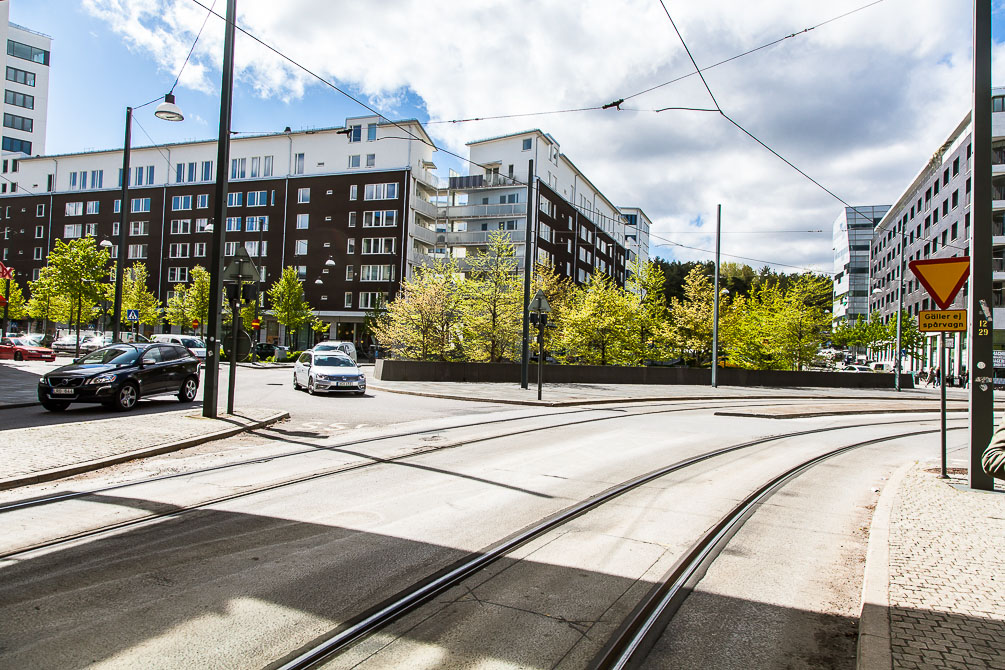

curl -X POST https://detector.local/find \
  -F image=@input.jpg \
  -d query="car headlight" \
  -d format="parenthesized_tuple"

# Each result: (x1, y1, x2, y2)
(88, 373, 117, 384)
(40, 376, 49, 385)
(358, 374, 366, 381)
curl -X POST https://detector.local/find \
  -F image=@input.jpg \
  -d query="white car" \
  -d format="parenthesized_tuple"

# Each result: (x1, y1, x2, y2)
(312, 340, 357, 362)
(293, 350, 366, 395)
(150, 334, 208, 360)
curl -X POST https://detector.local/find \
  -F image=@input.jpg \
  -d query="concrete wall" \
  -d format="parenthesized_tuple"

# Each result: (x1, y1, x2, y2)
(374, 360, 912, 389)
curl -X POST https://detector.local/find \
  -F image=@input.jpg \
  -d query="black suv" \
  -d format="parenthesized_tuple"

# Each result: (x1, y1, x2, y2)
(38, 343, 200, 412)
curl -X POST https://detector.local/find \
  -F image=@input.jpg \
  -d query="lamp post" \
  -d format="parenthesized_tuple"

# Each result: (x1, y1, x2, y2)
(871, 288, 883, 364)
(112, 94, 185, 345)
(895, 219, 905, 390)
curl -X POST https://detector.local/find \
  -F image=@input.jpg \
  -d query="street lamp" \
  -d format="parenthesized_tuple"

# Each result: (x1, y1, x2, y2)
(113, 95, 184, 345)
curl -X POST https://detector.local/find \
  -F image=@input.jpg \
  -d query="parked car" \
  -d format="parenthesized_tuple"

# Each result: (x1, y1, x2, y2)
(0, 336, 56, 362)
(252, 342, 289, 360)
(151, 334, 208, 360)
(37, 342, 200, 411)
(292, 350, 366, 395)
(312, 340, 357, 362)
(843, 364, 873, 373)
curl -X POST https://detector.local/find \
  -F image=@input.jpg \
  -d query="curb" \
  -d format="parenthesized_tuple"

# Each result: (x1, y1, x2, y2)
(856, 461, 913, 670)
(0, 401, 38, 411)
(716, 407, 969, 420)
(0, 410, 290, 491)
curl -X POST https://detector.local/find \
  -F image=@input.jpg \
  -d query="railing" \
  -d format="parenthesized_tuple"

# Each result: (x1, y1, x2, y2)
(411, 197, 440, 220)
(411, 225, 438, 245)
(415, 168, 442, 189)
(993, 218, 1005, 237)
(993, 258, 1005, 272)
(994, 149, 1005, 165)
(448, 173, 522, 189)
(440, 202, 527, 219)
(995, 186, 1005, 201)
(440, 230, 527, 245)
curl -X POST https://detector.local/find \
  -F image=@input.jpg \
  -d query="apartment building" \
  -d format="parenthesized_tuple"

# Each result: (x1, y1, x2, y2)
(0, 0, 51, 180)
(0, 119, 648, 345)
(867, 94, 1005, 378)
(831, 205, 890, 324)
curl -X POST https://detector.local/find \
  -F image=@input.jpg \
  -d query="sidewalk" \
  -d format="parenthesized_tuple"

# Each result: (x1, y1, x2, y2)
(0, 407, 288, 490)
(858, 464, 1005, 670)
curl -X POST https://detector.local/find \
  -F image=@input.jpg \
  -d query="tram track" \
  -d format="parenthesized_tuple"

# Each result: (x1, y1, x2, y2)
(271, 418, 964, 670)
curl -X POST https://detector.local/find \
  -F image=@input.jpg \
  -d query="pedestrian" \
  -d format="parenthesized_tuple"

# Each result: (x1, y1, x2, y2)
(935, 368, 941, 387)
(925, 368, 934, 387)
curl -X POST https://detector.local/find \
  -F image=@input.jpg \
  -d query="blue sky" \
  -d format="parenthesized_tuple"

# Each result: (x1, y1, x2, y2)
(10, 0, 1005, 271)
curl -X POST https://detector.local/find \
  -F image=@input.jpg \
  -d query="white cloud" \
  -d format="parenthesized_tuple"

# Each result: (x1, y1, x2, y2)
(83, 0, 999, 272)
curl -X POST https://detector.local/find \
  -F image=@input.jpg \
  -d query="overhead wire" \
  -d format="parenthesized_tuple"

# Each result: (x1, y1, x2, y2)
(647, 230, 834, 275)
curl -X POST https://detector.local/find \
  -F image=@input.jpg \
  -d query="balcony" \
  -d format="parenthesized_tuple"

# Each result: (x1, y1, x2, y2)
(440, 202, 527, 220)
(411, 225, 438, 245)
(994, 257, 1005, 281)
(438, 230, 527, 245)
(448, 173, 522, 190)
(411, 196, 440, 220)
(414, 168, 442, 189)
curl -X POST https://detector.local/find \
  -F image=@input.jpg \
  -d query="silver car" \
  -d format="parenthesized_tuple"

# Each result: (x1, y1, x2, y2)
(293, 350, 366, 395)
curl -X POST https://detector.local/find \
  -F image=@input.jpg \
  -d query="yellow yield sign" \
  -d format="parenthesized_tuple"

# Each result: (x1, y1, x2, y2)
(908, 257, 970, 310)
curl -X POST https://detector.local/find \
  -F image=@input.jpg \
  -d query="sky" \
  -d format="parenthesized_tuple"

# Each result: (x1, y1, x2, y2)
(10, 0, 1005, 275)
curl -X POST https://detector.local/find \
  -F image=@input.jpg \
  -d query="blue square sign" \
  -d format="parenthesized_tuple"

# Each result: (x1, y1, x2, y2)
(126, 309, 140, 321)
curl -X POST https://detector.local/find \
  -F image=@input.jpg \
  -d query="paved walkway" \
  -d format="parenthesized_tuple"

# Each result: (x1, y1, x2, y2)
(859, 464, 1005, 670)
(0, 407, 287, 490)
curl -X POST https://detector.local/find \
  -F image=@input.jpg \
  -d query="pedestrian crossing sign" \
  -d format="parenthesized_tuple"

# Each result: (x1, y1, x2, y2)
(126, 309, 140, 321)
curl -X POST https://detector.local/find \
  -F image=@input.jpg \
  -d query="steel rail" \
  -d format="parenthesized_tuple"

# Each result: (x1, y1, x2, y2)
(271, 419, 960, 670)
(590, 425, 967, 669)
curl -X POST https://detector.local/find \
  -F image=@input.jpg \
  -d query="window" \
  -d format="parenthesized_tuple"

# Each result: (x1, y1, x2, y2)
(247, 190, 267, 207)
(3, 112, 32, 132)
(225, 217, 242, 232)
(83, 201, 99, 215)
(346, 266, 354, 281)
(169, 243, 190, 258)
(64, 202, 83, 216)
(33, 246, 42, 260)
(350, 184, 358, 200)
(348, 212, 357, 227)
(230, 157, 246, 179)
(348, 155, 360, 168)
(167, 267, 189, 283)
(364, 183, 398, 200)
(201, 161, 214, 181)
(197, 194, 209, 209)
(367, 123, 377, 141)
(250, 156, 260, 178)
(227, 191, 242, 207)
(952, 190, 959, 209)
(34, 224, 43, 238)
(347, 238, 355, 254)
(196, 218, 210, 233)
(344, 292, 353, 308)
(36, 204, 44, 218)
(296, 265, 307, 280)
(4, 89, 33, 109)
(130, 221, 149, 236)
(295, 239, 308, 255)
(522, 138, 532, 151)
(128, 244, 148, 259)
(296, 213, 309, 229)
(170, 219, 192, 235)
(91, 170, 104, 189)
(348, 124, 362, 142)
(951, 222, 958, 239)
(1, 137, 31, 154)
(361, 237, 395, 254)
(298, 187, 310, 203)
(194, 242, 206, 257)
(361, 265, 393, 281)
(246, 216, 269, 232)
(244, 240, 262, 257)
(63, 223, 82, 238)
(131, 198, 151, 213)
(359, 292, 381, 309)
(953, 157, 960, 176)
(225, 241, 237, 257)
(6, 66, 34, 87)
(7, 40, 49, 65)
(172, 195, 193, 211)
(263, 155, 273, 177)
(294, 153, 305, 175)
(366, 154, 376, 167)
(363, 210, 397, 227)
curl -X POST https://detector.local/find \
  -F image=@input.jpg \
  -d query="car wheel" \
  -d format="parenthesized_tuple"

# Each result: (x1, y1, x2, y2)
(307, 378, 316, 395)
(178, 375, 199, 402)
(14, 351, 23, 361)
(41, 399, 70, 411)
(113, 382, 140, 411)
(293, 372, 301, 390)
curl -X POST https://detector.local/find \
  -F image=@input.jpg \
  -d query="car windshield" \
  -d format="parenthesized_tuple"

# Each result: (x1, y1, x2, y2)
(9, 337, 31, 346)
(78, 347, 140, 365)
(314, 355, 355, 367)
(180, 338, 204, 348)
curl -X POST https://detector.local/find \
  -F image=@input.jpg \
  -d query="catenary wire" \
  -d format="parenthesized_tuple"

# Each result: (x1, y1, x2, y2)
(169, 0, 218, 94)
(647, 230, 834, 275)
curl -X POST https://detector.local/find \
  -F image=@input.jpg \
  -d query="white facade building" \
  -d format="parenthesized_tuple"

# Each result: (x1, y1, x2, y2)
(0, 0, 50, 173)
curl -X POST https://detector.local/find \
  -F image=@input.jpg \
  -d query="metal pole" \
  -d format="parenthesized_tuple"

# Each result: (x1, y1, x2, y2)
(969, 0, 995, 490)
(941, 332, 948, 478)
(2, 277, 9, 337)
(895, 220, 904, 390)
(712, 204, 721, 387)
(75, 287, 82, 358)
(537, 319, 544, 401)
(228, 296, 239, 414)
(203, 0, 237, 418)
(113, 106, 132, 343)
(520, 160, 534, 389)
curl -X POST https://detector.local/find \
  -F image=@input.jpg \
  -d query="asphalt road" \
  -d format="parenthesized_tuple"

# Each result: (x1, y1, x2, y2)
(0, 400, 971, 669)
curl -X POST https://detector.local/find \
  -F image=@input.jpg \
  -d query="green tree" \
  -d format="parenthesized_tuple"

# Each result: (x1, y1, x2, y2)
(186, 266, 212, 337)
(119, 262, 162, 327)
(558, 271, 638, 366)
(267, 266, 318, 349)
(459, 231, 522, 362)
(165, 281, 190, 330)
(668, 266, 717, 364)
(28, 264, 72, 331)
(626, 259, 671, 364)
(47, 238, 112, 348)
(531, 263, 574, 357)
(2, 277, 28, 321)
(769, 274, 832, 370)
(372, 259, 461, 360)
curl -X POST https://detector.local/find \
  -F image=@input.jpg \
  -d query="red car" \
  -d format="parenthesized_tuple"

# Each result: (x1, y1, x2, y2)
(0, 336, 56, 362)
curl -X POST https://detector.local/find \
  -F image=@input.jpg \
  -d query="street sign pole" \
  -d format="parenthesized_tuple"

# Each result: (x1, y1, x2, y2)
(229, 295, 240, 415)
(941, 332, 948, 479)
(520, 160, 534, 390)
(969, 0, 995, 490)
(712, 204, 720, 388)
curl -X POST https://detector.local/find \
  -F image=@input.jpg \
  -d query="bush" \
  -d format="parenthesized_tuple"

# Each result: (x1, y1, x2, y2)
(284, 350, 303, 362)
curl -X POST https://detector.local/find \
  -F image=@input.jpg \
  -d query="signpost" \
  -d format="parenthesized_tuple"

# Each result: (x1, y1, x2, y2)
(126, 309, 140, 322)
(0, 261, 12, 338)
(528, 289, 551, 401)
(909, 257, 970, 480)
(221, 246, 259, 414)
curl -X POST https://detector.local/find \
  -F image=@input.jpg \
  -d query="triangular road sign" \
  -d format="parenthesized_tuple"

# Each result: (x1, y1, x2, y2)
(908, 257, 970, 310)
(529, 289, 551, 313)
(223, 245, 260, 282)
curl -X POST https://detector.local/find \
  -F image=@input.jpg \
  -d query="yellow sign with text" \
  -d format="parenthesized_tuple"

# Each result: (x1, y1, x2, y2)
(919, 309, 967, 332)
